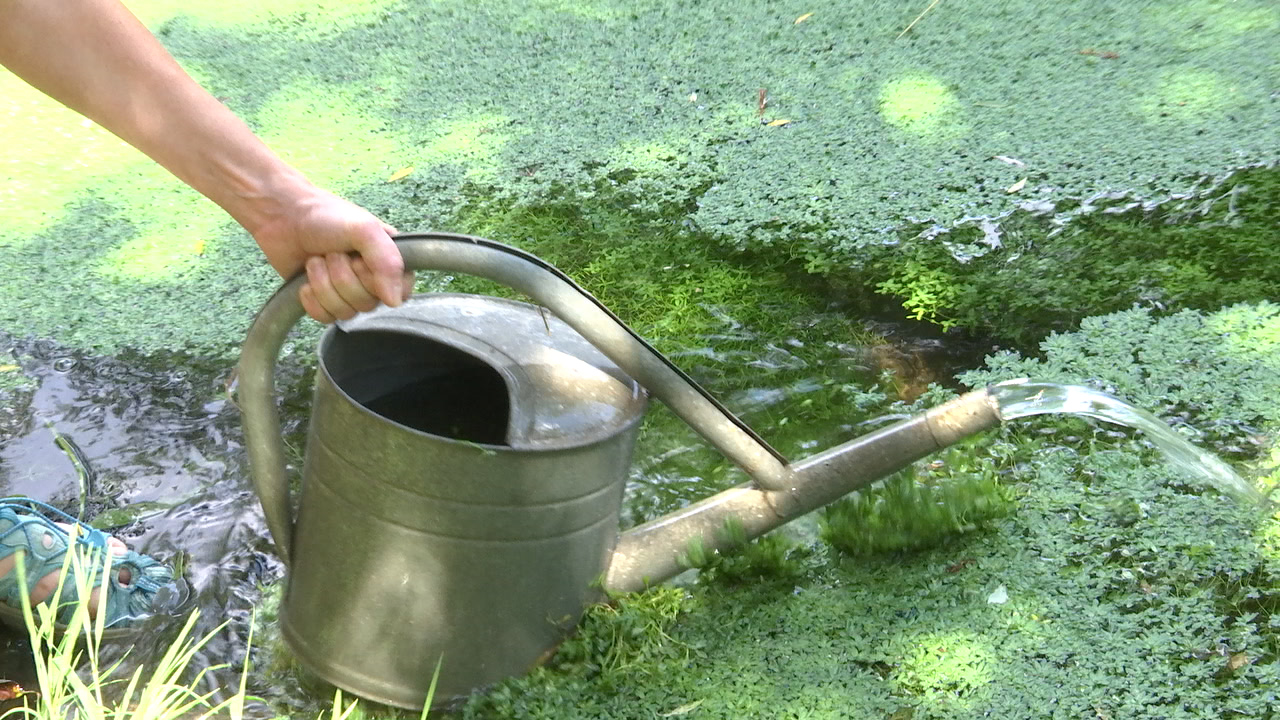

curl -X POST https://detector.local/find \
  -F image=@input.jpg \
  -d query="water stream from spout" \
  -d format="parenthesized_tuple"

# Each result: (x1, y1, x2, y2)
(990, 379, 1267, 505)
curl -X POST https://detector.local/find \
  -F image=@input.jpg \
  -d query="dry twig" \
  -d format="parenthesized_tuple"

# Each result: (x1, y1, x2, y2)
(897, 0, 943, 39)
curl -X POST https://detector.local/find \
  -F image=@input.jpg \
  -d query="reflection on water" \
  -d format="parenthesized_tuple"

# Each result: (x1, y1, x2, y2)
(991, 379, 1266, 504)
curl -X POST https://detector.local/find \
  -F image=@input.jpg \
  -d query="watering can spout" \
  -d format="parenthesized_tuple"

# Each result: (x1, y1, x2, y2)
(604, 388, 1003, 592)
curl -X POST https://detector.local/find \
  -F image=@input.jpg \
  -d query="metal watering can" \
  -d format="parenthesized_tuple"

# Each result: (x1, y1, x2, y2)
(238, 234, 1003, 709)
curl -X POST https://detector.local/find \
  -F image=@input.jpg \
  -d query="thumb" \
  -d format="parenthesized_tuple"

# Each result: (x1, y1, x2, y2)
(354, 228, 406, 307)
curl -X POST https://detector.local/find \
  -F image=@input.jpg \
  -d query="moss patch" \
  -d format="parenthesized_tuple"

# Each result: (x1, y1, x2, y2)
(860, 164, 1280, 343)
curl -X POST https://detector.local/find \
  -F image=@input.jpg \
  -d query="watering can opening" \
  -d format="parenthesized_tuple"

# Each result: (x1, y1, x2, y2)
(323, 328, 513, 446)
(323, 293, 648, 450)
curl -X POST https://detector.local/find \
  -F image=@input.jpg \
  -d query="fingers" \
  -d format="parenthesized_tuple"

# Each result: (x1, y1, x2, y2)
(352, 258, 415, 304)
(299, 252, 414, 324)
(249, 186, 411, 323)
(349, 222, 407, 309)
(300, 253, 381, 323)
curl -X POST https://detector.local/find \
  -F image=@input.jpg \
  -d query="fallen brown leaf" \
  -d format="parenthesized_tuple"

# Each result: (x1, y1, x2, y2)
(766, 118, 792, 127)
(1227, 653, 1250, 672)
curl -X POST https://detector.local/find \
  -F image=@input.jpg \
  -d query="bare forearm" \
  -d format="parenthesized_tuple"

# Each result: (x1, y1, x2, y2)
(1, 0, 412, 321)
(0, 0, 305, 234)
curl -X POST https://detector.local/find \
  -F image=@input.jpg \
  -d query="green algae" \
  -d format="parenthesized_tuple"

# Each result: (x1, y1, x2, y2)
(4, 0, 1278, 355)
(878, 74, 963, 139)
(256, 83, 414, 189)
(861, 164, 1280, 343)
(124, 0, 402, 33)
(0, 73, 152, 238)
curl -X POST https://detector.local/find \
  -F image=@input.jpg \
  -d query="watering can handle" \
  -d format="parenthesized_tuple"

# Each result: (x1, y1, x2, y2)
(238, 232, 792, 563)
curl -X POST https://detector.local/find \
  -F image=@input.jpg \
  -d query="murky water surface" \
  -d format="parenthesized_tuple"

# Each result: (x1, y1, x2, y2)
(0, 313, 983, 707)
(0, 334, 316, 701)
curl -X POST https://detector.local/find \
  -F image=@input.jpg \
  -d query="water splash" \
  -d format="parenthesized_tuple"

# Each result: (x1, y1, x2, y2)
(990, 379, 1266, 505)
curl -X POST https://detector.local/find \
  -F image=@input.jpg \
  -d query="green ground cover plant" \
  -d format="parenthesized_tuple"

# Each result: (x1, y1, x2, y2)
(1, 0, 1276, 353)
(450, 302, 1280, 719)
(862, 165, 1280, 343)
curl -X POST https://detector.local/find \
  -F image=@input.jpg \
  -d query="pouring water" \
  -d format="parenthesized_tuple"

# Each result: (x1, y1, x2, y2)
(990, 379, 1266, 505)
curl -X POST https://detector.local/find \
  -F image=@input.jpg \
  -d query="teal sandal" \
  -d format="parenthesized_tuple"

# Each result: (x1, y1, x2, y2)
(0, 498, 174, 635)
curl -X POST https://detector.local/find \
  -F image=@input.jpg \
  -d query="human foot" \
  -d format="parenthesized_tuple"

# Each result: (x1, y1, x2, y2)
(0, 499, 173, 632)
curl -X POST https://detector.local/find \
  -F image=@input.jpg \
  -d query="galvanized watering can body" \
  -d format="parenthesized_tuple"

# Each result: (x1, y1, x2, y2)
(285, 295, 646, 703)
(238, 234, 1003, 708)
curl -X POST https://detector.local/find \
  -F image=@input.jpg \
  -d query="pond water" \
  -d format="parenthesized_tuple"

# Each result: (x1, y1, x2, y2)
(0, 310, 986, 710)
(5, 309, 1266, 713)
(0, 337, 303, 703)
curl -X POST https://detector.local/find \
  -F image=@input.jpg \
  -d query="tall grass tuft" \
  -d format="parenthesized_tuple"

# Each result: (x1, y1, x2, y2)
(2, 540, 249, 720)
(3, 535, 439, 720)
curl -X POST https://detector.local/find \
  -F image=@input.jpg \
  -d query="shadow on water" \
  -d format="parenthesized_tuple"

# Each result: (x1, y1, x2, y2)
(0, 331, 316, 711)
(0, 306, 993, 712)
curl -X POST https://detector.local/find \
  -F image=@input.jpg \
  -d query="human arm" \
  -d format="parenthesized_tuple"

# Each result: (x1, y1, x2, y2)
(0, 0, 412, 322)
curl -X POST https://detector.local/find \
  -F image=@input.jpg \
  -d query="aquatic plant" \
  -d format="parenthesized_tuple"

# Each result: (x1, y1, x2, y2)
(672, 518, 811, 587)
(5, 0, 1275, 355)
(462, 588, 690, 717)
(862, 166, 1280, 343)
(819, 458, 1015, 556)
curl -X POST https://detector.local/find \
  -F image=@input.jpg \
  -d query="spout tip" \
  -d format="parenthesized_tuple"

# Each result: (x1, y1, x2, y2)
(925, 388, 1004, 446)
